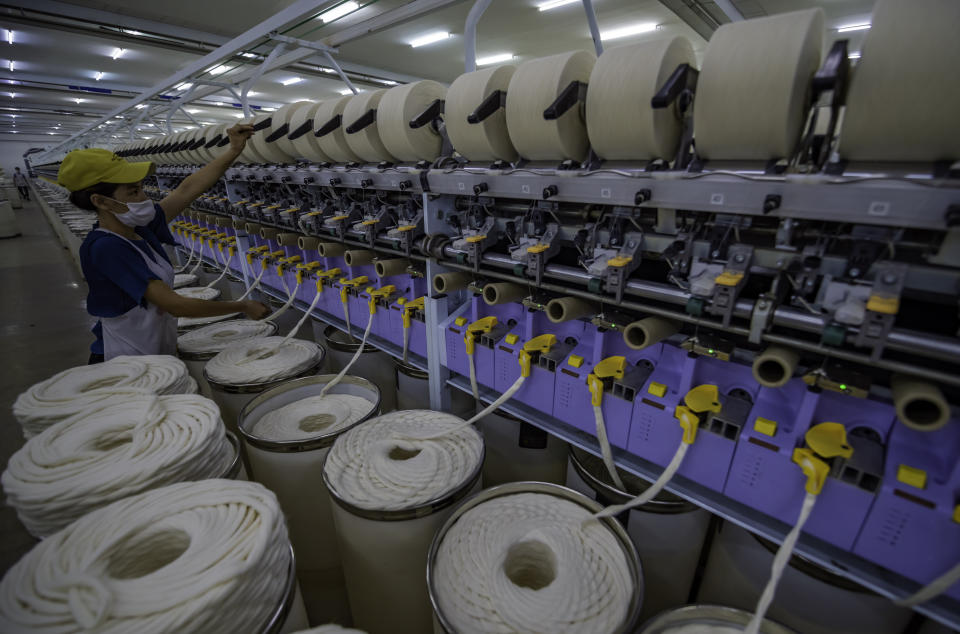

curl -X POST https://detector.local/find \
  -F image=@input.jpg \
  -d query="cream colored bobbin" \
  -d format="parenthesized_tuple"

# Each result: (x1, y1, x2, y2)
(586, 37, 696, 161)
(196, 124, 227, 163)
(314, 96, 361, 163)
(446, 65, 518, 163)
(343, 90, 396, 164)
(482, 282, 525, 306)
(693, 8, 824, 161)
(250, 113, 293, 164)
(270, 100, 314, 158)
(376, 80, 447, 162)
(506, 51, 595, 162)
(839, 0, 960, 163)
(238, 118, 269, 164)
(287, 101, 333, 163)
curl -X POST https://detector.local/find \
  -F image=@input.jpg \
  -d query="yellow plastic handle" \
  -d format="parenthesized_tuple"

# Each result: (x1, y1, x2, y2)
(792, 448, 830, 495)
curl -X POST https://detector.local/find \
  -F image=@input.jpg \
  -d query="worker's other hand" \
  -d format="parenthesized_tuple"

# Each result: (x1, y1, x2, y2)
(227, 124, 255, 153)
(243, 300, 271, 321)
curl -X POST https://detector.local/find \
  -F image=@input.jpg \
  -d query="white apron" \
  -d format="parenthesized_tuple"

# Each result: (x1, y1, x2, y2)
(95, 229, 178, 360)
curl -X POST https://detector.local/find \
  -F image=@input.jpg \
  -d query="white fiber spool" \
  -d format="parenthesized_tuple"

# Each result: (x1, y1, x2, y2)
(288, 101, 334, 163)
(178, 319, 279, 396)
(445, 65, 518, 163)
(314, 96, 361, 163)
(320, 324, 398, 412)
(323, 410, 484, 634)
(238, 375, 382, 625)
(238, 120, 270, 164)
(639, 605, 795, 634)
(566, 447, 711, 622)
(2, 393, 235, 538)
(192, 124, 217, 163)
(174, 272, 197, 288)
(13, 355, 196, 438)
(182, 128, 206, 164)
(342, 90, 397, 164)
(198, 123, 229, 163)
(477, 409, 568, 487)
(839, 0, 960, 163)
(693, 8, 824, 161)
(376, 80, 447, 162)
(0, 480, 308, 634)
(506, 51, 595, 162)
(394, 359, 473, 416)
(270, 100, 314, 158)
(586, 37, 696, 161)
(697, 520, 914, 634)
(429, 482, 642, 634)
(253, 113, 299, 164)
(175, 285, 221, 300)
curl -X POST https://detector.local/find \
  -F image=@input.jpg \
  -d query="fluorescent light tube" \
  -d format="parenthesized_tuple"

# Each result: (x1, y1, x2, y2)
(848, 52, 861, 59)
(111, 47, 124, 59)
(281, 77, 303, 85)
(318, 1, 359, 22)
(95, 71, 103, 81)
(338, 88, 354, 95)
(207, 64, 229, 75)
(838, 23, 870, 32)
(601, 22, 657, 41)
(476, 53, 515, 66)
(7, 60, 13, 72)
(410, 31, 450, 48)
(538, 0, 578, 10)
(6, 30, 13, 45)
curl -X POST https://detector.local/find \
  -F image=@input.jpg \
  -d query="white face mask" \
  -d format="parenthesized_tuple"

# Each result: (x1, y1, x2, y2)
(103, 197, 156, 227)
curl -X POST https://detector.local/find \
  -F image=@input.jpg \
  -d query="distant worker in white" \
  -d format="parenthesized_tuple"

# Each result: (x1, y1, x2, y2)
(57, 123, 270, 364)
(12, 167, 29, 201)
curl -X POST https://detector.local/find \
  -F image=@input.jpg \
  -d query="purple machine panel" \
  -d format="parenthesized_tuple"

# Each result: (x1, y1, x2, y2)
(854, 414, 960, 600)
(442, 297, 523, 390)
(725, 387, 895, 549)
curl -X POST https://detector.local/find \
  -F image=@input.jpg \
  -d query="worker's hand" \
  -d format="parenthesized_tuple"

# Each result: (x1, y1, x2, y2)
(226, 123, 255, 153)
(242, 300, 271, 321)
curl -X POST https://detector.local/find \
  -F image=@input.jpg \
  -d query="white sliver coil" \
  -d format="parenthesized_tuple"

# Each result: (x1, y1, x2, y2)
(175, 286, 221, 301)
(585, 37, 696, 161)
(506, 51, 595, 162)
(293, 626, 367, 634)
(432, 491, 634, 634)
(173, 273, 197, 289)
(314, 96, 361, 163)
(342, 90, 397, 164)
(13, 355, 196, 438)
(178, 319, 277, 356)
(376, 80, 447, 162)
(445, 65, 518, 163)
(178, 312, 241, 330)
(662, 626, 741, 634)
(323, 409, 482, 512)
(251, 394, 372, 442)
(2, 393, 233, 538)
(0, 480, 291, 634)
(204, 336, 323, 386)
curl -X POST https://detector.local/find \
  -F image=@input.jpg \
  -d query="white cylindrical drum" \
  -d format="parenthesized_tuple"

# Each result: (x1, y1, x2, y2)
(567, 447, 712, 622)
(394, 359, 473, 416)
(697, 520, 914, 634)
(178, 319, 278, 397)
(376, 80, 447, 162)
(445, 65, 518, 163)
(323, 410, 484, 634)
(321, 325, 397, 412)
(476, 409, 568, 487)
(314, 96, 362, 163)
(429, 482, 643, 634)
(342, 90, 396, 164)
(639, 604, 795, 634)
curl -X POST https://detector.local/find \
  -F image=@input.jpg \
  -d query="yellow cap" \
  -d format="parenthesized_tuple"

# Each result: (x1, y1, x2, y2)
(647, 382, 667, 398)
(896, 464, 927, 490)
(753, 417, 778, 437)
(57, 148, 155, 192)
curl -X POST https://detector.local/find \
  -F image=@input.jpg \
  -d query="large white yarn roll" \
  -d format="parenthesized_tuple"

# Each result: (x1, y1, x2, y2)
(175, 286, 220, 300)
(0, 480, 291, 634)
(293, 627, 366, 634)
(178, 319, 277, 356)
(839, 0, 960, 162)
(586, 37, 696, 161)
(205, 336, 323, 386)
(376, 80, 447, 162)
(2, 393, 233, 538)
(323, 410, 482, 512)
(446, 65, 518, 163)
(693, 8, 823, 161)
(248, 114, 292, 164)
(432, 491, 634, 633)
(342, 90, 397, 164)
(251, 394, 372, 442)
(314, 96, 361, 163)
(238, 119, 269, 164)
(197, 124, 229, 163)
(173, 273, 197, 289)
(288, 101, 333, 163)
(271, 100, 314, 158)
(13, 355, 196, 438)
(506, 51, 595, 162)
(182, 128, 206, 164)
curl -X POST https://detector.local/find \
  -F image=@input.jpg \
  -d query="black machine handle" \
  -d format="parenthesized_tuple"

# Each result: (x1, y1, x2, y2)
(543, 80, 587, 120)
(344, 108, 376, 134)
(467, 89, 506, 124)
(651, 63, 699, 110)
(315, 114, 342, 138)
(409, 98, 444, 129)
(251, 116, 272, 131)
(265, 123, 289, 143)
(204, 134, 223, 149)
(288, 119, 313, 141)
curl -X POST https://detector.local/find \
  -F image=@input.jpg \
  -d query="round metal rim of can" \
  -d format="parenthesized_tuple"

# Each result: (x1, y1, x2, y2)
(176, 312, 243, 335)
(749, 528, 876, 594)
(222, 430, 244, 479)
(393, 357, 428, 380)
(427, 481, 644, 634)
(178, 320, 280, 361)
(323, 324, 380, 354)
(204, 346, 326, 394)
(237, 374, 382, 453)
(636, 604, 797, 634)
(259, 545, 300, 634)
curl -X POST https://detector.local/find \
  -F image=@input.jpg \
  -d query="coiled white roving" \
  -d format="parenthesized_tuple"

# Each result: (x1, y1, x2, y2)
(2, 393, 233, 538)
(173, 273, 197, 289)
(175, 286, 221, 300)
(177, 312, 241, 330)
(13, 355, 196, 438)
(204, 336, 323, 386)
(178, 319, 277, 356)
(0, 480, 291, 634)
(432, 492, 634, 634)
(323, 410, 483, 511)
(251, 394, 373, 442)
(293, 626, 367, 634)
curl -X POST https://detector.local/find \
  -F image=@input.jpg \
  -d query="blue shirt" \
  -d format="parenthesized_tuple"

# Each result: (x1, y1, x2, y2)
(79, 203, 176, 354)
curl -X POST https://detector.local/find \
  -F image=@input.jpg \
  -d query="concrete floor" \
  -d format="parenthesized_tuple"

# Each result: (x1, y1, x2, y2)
(0, 193, 95, 575)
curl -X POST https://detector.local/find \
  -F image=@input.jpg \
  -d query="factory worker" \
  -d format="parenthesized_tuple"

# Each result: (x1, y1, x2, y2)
(58, 123, 270, 364)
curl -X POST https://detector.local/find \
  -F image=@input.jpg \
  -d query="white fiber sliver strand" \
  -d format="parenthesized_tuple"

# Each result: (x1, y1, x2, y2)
(743, 491, 818, 634)
(175, 239, 196, 273)
(280, 288, 322, 345)
(175, 286, 220, 301)
(178, 319, 277, 356)
(895, 560, 960, 607)
(432, 492, 634, 634)
(173, 273, 197, 289)
(320, 313, 374, 398)
(593, 440, 689, 520)
(205, 336, 323, 386)
(252, 394, 372, 442)
(2, 394, 233, 538)
(13, 355, 195, 438)
(177, 312, 242, 330)
(593, 404, 627, 492)
(0, 480, 291, 634)
(292, 626, 367, 634)
(323, 410, 483, 512)
(267, 280, 301, 323)
(238, 266, 267, 300)
(204, 254, 233, 289)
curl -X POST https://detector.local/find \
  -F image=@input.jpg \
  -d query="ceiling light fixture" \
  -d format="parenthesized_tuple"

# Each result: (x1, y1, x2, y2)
(538, 0, 578, 10)
(7, 92, 13, 98)
(410, 31, 450, 48)
(135, 103, 147, 109)
(245, 91, 259, 97)
(848, 52, 862, 59)
(837, 23, 871, 32)
(239, 52, 257, 58)
(207, 64, 229, 75)
(187, 108, 201, 114)
(95, 71, 103, 81)
(111, 47, 124, 59)
(379, 79, 398, 85)
(476, 53, 515, 66)
(600, 22, 658, 41)
(337, 88, 354, 95)
(262, 107, 276, 111)
(318, 1, 359, 23)
(8, 60, 13, 72)
(212, 101, 225, 106)
(174, 82, 193, 91)
(126, 29, 144, 36)
(281, 77, 303, 85)
(74, 98, 84, 104)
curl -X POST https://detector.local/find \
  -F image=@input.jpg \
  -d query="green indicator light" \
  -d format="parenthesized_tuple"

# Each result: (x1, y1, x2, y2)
(840, 383, 848, 391)
(708, 348, 715, 354)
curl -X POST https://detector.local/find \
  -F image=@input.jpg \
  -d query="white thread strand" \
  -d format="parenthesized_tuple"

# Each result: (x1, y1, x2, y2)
(323, 410, 483, 511)
(205, 336, 323, 386)
(409, 375, 527, 442)
(188, 249, 205, 275)
(432, 492, 633, 634)
(178, 319, 277, 356)
(743, 491, 818, 634)
(342, 298, 353, 341)
(266, 280, 301, 323)
(468, 351, 480, 403)
(593, 441, 689, 520)
(0, 480, 291, 634)
(239, 266, 267, 301)
(895, 560, 960, 607)
(204, 254, 234, 289)
(251, 394, 372, 442)
(177, 313, 242, 330)
(13, 355, 196, 438)
(592, 405, 627, 492)
(175, 239, 196, 273)
(402, 323, 410, 364)
(279, 289, 322, 346)
(320, 312, 374, 398)
(2, 394, 233, 538)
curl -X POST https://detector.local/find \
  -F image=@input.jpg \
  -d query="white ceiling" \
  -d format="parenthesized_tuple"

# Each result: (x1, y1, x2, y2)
(0, 0, 878, 146)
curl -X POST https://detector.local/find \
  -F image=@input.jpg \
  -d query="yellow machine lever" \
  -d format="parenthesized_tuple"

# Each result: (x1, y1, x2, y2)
(368, 285, 396, 314)
(804, 422, 853, 459)
(339, 276, 369, 303)
(792, 448, 831, 495)
(518, 333, 557, 378)
(587, 356, 627, 407)
(402, 296, 426, 329)
(464, 316, 498, 356)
